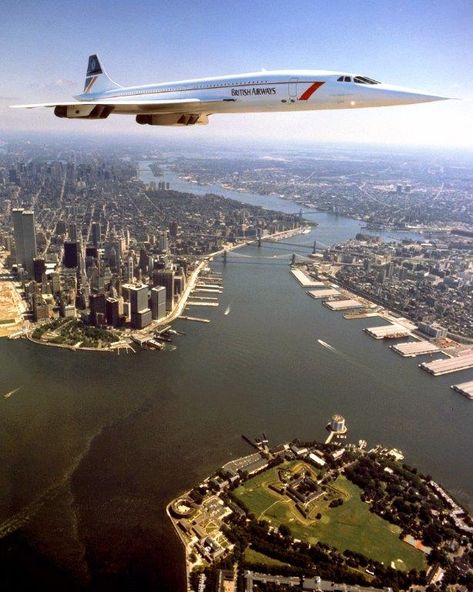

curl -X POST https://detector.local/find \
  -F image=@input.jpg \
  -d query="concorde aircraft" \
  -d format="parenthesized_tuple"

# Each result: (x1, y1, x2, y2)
(11, 54, 449, 127)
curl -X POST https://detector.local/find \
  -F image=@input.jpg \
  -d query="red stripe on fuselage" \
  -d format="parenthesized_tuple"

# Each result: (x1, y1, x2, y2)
(298, 81, 325, 101)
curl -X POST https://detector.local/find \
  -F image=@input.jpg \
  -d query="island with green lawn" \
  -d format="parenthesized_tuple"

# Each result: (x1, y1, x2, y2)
(167, 426, 472, 592)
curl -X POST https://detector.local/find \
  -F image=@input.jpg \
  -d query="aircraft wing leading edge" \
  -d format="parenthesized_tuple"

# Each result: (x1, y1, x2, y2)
(10, 97, 235, 110)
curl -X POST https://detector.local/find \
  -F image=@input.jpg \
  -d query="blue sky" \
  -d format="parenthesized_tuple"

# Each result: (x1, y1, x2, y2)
(1, 0, 472, 146)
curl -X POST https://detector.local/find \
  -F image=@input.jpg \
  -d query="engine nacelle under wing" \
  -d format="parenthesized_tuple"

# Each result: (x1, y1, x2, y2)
(54, 105, 113, 119)
(136, 113, 209, 126)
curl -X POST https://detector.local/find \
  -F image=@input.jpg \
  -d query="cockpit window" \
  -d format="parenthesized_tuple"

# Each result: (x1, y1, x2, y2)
(337, 76, 352, 82)
(354, 76, 380, 84)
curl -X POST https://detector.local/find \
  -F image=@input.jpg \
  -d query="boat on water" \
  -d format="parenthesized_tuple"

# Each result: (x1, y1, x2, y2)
(224, 305, 231, 316)
(317, 339, 336, 352)
(4, 387, 21, 399)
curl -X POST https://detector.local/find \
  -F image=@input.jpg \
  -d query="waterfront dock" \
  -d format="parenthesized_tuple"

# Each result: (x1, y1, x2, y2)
(343, 311, 380, 320)
(188, 295, 218, 301)
(324, 299, 364, 311)
(178, 316, 211, 323)
(365, 324, 411, 339)
(392, 341, 440, 358)
(192, 288, 222, 294)
(451, 380, 473, 400)
(420, 352, 473, 376)
(196, 283, 223, 290)
(186, 301, 219, 307)
(290, 268, 325, 288)
(307, 288, 340, 299)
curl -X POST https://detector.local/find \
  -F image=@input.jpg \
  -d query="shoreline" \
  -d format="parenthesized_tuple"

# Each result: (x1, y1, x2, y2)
(290, 263, 471, 376)
(166, 433, 472, 592)
(7, 225, 308, 354)
(157, 167, 462, 237)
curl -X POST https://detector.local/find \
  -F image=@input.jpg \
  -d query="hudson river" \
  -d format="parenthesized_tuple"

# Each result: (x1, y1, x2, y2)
(0, 163, 471, 591)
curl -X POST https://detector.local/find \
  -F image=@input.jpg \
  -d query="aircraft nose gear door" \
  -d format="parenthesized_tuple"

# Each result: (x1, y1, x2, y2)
(288, 78, 298, 103)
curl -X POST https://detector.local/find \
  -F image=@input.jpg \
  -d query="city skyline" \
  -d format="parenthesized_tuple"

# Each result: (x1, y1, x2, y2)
(1, 0, 472, 147)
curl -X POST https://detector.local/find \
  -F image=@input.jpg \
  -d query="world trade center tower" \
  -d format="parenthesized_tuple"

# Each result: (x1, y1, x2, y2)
(12, 208, 37, 277)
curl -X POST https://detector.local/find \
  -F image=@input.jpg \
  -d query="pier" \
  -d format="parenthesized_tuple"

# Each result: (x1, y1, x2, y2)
(451, 380, 473, 400)
(391, 341, 440, 358)
(325, 414, 348, 444)
(365, 324, 411, 339)
(178, 316, 211, 323)
(420, 352, 473, 376)
(196, 283, 223, 290)
(343, 311, 380, 320)
(307, 288, 340, 299)
(186, 301, 219, 307)
(187, 295, 218, 301)
(290, 268, 325, 288)
(324, 299, 364, 311)
(192, 288, 222, 294)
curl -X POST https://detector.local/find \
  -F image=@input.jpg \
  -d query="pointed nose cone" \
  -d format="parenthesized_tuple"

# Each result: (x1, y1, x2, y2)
(380, 85, 452, 107)
(396, 91, 450, 104)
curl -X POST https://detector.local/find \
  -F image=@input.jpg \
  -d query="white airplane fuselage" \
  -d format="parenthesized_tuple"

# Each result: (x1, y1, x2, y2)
(12, 56, 449, 127)
(77, 70, 445, 114)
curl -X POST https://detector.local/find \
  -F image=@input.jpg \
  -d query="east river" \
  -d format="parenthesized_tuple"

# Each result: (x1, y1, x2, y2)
(0, 162, 471, 591)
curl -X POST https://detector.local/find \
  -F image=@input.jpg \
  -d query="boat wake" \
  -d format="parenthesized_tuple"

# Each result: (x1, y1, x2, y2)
(4, 386, 21, 399)
(224, 305, 231, 316)
(317, 339, 337, 353)
(316, 338, 393, 386)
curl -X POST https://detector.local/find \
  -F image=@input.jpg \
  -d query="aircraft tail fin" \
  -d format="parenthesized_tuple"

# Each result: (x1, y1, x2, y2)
(83, 55, 121, 94)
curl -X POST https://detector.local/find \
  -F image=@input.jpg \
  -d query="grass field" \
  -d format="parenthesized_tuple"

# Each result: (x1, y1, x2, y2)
(244, 547, 290, 568)
(234, 462, 426, 571)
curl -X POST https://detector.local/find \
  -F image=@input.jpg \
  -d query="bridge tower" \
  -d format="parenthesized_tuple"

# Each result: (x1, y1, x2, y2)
(312, 240, 317, 254)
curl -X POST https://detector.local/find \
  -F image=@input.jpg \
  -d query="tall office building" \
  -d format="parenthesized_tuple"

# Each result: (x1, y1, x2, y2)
(68, 222, 78, 241)
(33, 257, 46, 283)
(126, 256, 134, 283)
(129, 284, 152, 329)
(174, 274, 186, 296)
(154, 269, 175, 310)
(22, 212, 38, 275)
(12, 209, 25, 268)
(158, 231, 169, 253)
(106, 297, 120, 327)
(63, 241, 80, 268)
(91, 222, 101, 247)
(169, 221, 178, 238)
(151, 286, 166, 320)
(89, 293, 106, 326)
(12, 208, 37, 276)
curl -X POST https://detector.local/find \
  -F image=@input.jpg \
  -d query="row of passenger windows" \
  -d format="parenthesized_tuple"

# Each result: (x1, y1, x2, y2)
(113, 81, 271, 97)
(337, 75, 380, 84)
(110, 80, 270, 97)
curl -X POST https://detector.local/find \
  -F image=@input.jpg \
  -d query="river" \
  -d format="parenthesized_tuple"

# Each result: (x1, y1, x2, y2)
(0, 162, 471, 591)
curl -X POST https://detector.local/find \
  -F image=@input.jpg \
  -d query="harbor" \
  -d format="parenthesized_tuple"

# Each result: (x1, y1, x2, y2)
(420, 353, 473, 376)
(288, 260, 473, 394)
